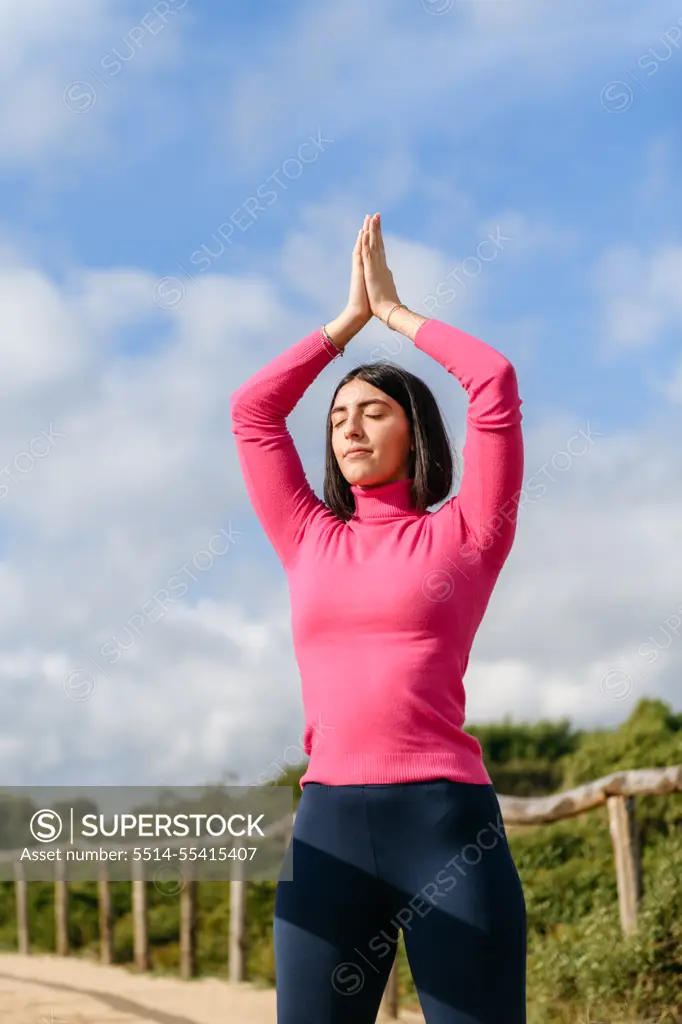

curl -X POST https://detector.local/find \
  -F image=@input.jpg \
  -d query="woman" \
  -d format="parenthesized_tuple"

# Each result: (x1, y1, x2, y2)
(230, 213, 527, 1023)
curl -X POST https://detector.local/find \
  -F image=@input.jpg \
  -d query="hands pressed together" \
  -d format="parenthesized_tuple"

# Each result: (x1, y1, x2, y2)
(347, 212, 402, 328)
(324, 213, 425, 351)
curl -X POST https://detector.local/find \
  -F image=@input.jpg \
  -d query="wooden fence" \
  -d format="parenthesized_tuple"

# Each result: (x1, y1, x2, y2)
(7, 764, 682, 1022)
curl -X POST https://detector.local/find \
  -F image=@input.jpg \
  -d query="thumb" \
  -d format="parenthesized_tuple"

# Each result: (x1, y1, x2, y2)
(353, 229, 363, 258)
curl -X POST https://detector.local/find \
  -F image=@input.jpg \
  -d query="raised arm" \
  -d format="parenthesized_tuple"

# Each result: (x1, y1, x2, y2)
(231, 223, 373, 568)
(361, 213, 524, 567)
(412, 317, 524, 566)
(230, 315, 360, 570)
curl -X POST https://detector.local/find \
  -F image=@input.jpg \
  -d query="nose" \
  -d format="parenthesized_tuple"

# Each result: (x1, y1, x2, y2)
(344, 409, 365, 441)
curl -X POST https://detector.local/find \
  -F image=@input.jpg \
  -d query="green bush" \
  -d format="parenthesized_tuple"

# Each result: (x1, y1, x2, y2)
(525, 829, 682, 1021)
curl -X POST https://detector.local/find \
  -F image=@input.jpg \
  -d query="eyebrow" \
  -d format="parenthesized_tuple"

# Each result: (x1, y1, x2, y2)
(330, 398, 391, 416)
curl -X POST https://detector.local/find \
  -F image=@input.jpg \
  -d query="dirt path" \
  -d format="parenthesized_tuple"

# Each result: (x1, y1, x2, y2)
(0, 953, 424, 1023)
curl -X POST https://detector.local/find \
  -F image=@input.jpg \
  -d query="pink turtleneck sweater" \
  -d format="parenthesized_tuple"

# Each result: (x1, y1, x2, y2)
(230, 318, 524, 789)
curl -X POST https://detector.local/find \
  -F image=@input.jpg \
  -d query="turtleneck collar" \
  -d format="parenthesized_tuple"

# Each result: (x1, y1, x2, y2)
(350, 477, 420, 521)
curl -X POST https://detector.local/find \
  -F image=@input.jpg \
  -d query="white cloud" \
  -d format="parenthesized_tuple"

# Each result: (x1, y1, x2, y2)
(0, 0, 190, 168)
(652, 355, 682, 404)
(0, 267, 89, 397)
(593, 244, 682, 350)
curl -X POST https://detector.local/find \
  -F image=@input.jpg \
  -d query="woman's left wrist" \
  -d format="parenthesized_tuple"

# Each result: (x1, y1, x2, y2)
(376, 300, 403, 324)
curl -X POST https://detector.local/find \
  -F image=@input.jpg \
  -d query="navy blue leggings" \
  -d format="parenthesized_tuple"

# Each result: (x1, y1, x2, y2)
(273, 779, 527, 1023)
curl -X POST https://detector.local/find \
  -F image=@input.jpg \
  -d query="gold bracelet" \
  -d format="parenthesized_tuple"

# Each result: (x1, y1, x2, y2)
(385, 303, 407, 331)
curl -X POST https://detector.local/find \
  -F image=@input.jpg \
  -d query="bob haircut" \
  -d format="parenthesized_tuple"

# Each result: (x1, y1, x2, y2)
(323, 360, 458, 522)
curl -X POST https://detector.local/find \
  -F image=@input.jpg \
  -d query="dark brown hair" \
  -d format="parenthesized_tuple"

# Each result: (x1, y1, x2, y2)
(323, 360, 458, 521)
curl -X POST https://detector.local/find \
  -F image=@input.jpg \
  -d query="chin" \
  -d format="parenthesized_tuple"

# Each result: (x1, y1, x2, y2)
(343, 466, 371, 485)
(352, 469, 389, 488)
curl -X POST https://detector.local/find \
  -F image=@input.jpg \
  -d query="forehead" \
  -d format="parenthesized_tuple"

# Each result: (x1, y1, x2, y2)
(333, 378, 390, 405)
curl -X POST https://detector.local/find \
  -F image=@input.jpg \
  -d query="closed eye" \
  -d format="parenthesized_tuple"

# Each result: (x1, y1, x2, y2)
(332, 413, 383, 426)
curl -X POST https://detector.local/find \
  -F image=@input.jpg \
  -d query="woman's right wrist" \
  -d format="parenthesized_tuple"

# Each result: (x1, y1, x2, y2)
(323, 309, 367, 352)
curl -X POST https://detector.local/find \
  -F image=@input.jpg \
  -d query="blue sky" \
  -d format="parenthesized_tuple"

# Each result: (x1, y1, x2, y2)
(12, 0, 681, 421)
(1, 0, 681, 787)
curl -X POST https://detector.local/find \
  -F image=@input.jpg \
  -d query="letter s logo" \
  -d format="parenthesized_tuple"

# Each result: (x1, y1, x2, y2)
(30, 809, 63, 842)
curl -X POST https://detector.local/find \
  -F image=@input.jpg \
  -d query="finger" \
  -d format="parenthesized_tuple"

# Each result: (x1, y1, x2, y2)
(375, 212, 385, 254)
(369, 212, 377, 250)
(371, 212, 384, 257)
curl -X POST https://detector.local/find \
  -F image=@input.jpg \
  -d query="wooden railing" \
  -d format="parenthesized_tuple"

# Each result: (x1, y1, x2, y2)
(6, 765, 682, 1022)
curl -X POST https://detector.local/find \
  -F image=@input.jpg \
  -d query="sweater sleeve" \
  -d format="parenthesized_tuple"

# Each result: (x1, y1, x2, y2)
(230, 327, 343, 570)
(414, 318, 524, 567)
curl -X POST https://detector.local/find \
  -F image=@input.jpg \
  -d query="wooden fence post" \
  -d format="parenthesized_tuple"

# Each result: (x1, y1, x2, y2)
(132, 860, 150, 971)
(180, 879, 198, 980)
(54, 859, 69, 956)
(229, 860, 247, 982)
(98, 864, 114, 965)
(14, 861, 29, 955)
(607, 793, 642, 937)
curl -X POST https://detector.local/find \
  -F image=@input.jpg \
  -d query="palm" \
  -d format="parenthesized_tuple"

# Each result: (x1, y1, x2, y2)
(347, 214, 372, 324)
(361, 213, 400, 319)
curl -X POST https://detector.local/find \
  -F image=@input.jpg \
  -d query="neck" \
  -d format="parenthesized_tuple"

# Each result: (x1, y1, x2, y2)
(349, 476, 420, 521)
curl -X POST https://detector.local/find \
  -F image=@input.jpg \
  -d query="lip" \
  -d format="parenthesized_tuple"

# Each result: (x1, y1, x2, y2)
(345, 448, 372, 458)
